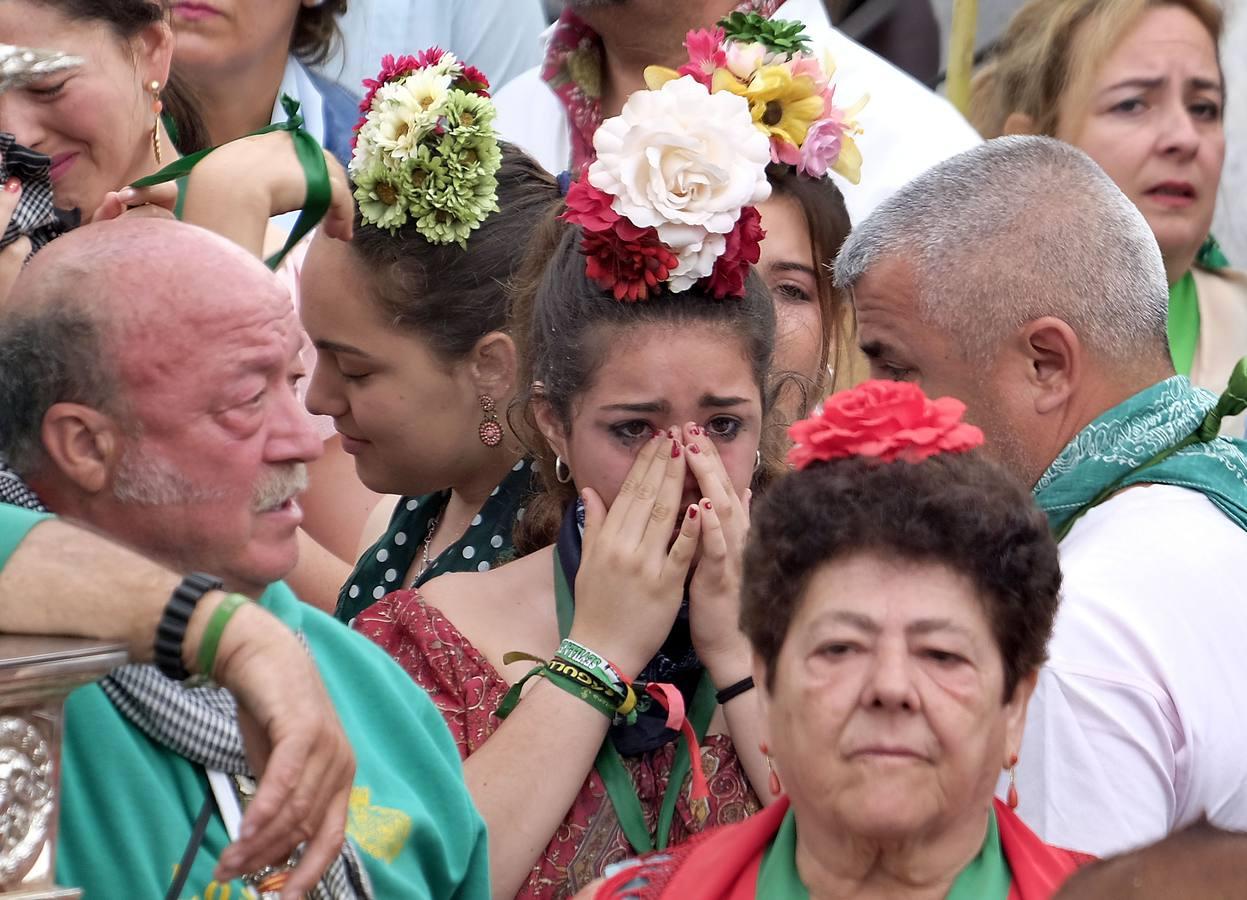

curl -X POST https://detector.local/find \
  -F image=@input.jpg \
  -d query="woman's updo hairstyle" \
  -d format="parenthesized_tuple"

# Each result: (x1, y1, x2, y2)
(347, 143, 561, 361)
(510, 210, 782, 553)
(35, 0, 208, 152)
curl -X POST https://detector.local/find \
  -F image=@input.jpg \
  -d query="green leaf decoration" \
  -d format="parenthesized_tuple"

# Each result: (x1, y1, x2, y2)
(717, 12, 812, 56)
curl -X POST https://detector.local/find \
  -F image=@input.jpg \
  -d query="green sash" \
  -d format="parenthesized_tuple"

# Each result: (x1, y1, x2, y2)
(552, 548, 717, 854)
(1167, 236, 1232, 376)
(756, 807, 1010, 899)
(1034, 368, 1247, 540)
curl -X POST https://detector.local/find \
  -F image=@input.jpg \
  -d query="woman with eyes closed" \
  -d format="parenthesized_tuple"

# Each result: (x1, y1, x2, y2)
(973, 0, 1246, 433)
(579, 382, 1092, 900)
(353, 73, 783, 899)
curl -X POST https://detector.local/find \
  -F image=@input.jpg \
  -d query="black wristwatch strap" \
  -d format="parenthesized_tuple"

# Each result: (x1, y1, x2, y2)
(154, 572, 225, 681)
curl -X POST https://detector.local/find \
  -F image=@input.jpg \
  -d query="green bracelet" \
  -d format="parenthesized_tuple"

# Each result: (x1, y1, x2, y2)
(195, 592, 250, 678)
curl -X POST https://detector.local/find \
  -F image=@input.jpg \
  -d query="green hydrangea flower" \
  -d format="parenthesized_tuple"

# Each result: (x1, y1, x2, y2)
(718, 12, 811, 55)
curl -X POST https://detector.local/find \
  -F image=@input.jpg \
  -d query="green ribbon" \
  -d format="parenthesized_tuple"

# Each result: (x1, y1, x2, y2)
(553, 546, 717, 855)
(1051, 358, 1247, 542)
(1167, 271, 1200, 378)
(132, 95, 330, 270)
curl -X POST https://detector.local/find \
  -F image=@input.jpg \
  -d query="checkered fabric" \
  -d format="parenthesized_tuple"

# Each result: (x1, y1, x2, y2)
(0, 463, 372, 898)
(0, 133, 77, 257)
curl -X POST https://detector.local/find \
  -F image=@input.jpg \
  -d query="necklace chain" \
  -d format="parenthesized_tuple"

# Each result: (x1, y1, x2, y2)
(411, 514, 440, 588)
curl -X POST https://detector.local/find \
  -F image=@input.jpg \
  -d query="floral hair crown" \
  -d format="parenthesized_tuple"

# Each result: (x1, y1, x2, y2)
(646, 13, 867, 183)
(788, 381, 984, 470)
(350, 48, 501, 247)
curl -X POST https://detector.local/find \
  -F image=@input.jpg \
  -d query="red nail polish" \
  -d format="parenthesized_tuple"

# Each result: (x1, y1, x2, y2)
(688, 505, 698, 520)
(689, 443, 702, 454)
(3, 177, 19, 194)
(690, 424, 701, 436)
(702, 499, 712, 510)
(671, 440, 681, 458)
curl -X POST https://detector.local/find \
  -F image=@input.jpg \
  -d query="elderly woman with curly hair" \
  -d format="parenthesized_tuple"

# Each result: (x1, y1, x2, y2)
(580, 382, 1093, 900)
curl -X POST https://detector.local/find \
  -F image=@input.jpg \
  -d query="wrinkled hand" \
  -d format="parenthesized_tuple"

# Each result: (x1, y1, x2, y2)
(0, 176, 31, 306)
(681, 422, 752, 679)
(207, 601, 355, 899)
(570, 430, 701, 678)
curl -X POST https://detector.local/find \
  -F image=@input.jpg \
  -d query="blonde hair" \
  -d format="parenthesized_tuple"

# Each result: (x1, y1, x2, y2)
(970, 0, 1224, 139)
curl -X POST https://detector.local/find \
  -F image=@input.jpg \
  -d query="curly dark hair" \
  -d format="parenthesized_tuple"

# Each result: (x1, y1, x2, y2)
(741, 452, 1061, 700)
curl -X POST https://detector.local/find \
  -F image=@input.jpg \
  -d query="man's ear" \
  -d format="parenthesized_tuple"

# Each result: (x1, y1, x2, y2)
(1016, 317, 1080, 416)
(40, 404, 124, 495)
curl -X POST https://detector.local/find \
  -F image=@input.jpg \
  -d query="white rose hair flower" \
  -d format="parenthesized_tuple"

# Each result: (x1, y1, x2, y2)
(562, 75, 772, 302)
(350, 48, 500, 246)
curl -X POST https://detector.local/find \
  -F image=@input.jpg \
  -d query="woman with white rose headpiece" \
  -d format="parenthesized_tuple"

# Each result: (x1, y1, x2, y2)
(346, 32, 869, 897)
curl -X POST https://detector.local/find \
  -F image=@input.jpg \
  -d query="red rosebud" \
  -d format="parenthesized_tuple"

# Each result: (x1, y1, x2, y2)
(703, 206, 765, 300)
(787, 381, 985, 469)
(580, 225, 679, 303)
(561, 180, 622, 233)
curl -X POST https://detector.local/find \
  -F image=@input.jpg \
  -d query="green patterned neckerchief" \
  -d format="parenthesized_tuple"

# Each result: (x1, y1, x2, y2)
(1033, 369, 1247, 541)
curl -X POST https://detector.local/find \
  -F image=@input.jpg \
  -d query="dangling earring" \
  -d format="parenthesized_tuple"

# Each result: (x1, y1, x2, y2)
(148, 81, 164, 165)
(759, 741, 782, 797)
(1006, 754, 1019, 810)
(478, 395, 503, 447)
(554, 456, 572, 484)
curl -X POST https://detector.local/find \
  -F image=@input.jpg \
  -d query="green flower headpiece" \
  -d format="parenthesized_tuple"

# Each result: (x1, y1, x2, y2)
(349, 48, 502, 247)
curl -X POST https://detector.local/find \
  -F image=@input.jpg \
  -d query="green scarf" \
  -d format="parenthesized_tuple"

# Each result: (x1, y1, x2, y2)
(1033, 374, 1247, 540)
(1168, 236, 1232, 376)
(756, 807, 1010, 899)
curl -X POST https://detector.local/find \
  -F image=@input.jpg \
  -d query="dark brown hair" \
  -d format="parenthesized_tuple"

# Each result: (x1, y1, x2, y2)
(291, 0, 347, 67)
(347, 143, 561, 359)
(741, 453, 1061, 700)
(510, 210, 781, 553)
(765, 163, 854, 411)
(32, 0, 208, 152)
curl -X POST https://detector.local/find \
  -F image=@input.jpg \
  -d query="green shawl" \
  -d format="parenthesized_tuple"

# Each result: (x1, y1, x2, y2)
(1033, 370, 1247, 540)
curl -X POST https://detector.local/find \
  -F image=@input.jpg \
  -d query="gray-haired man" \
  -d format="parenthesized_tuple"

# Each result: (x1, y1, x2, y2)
(835, 135, 1247, 856)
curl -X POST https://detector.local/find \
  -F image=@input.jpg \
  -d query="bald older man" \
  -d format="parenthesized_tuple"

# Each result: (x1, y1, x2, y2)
(0, 219, 488, 900)
(833, 136, 1247, 856)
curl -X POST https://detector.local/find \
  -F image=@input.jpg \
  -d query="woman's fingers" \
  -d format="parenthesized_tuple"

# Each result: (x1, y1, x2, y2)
(638, 431, 688, 554)
(610, 432, 670, 545)
(661, 503, 702, 589)
(320, 152, 355, 243)
(682, 423, 741, 519)
(695, 498, 728, 562)
(579, 486, 607, 558)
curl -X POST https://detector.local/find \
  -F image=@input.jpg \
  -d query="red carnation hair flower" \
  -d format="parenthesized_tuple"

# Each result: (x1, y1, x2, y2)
(788, 381, 985, 469)
(703, 206, 764, 299)
(582, 225, 679, 302)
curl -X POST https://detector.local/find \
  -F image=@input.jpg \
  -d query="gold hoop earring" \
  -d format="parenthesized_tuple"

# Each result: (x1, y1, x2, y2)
(149, 80, 164, 165)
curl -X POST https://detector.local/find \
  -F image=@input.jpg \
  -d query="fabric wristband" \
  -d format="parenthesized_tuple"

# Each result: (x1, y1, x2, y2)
(194, 592, 250, 679)
(497, 652, 638, 722)
(556, 638, 626, 691)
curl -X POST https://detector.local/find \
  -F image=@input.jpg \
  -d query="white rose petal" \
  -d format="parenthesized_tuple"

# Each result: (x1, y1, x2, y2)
(588, 76, 771, 253)
(669, 232, 727, 292)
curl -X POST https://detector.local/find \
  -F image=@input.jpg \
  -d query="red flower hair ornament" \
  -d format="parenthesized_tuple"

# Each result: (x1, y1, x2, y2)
(788, 381, 985, 469)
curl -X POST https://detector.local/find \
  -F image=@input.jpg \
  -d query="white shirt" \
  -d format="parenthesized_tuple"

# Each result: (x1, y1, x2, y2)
(315, 0, 547, 97)
(493, 0, 983, 225)
(1009, 485, 1247, 856)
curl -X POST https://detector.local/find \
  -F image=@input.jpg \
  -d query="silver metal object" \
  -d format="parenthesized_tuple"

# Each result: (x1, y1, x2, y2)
(0, 636, 127, 897)
(0, 46, 82, 95)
